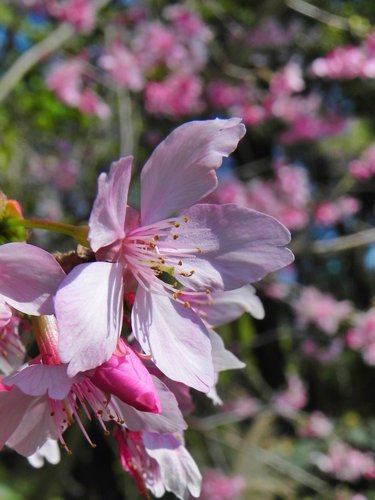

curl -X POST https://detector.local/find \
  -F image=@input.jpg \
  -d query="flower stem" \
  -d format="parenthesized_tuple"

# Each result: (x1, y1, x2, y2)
(10, 218, 89, 246)
(32, 315, 61, 365)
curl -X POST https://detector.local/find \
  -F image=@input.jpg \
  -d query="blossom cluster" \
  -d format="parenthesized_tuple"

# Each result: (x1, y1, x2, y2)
(0, 119, 293, 498)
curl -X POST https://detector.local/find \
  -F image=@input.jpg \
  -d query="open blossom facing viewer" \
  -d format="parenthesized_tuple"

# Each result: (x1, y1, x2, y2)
(54, 118, 293, 391)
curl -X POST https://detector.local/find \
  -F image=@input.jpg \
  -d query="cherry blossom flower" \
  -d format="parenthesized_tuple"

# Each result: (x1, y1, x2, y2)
(0, 312, 164, 454)
(293, 286, 352, 335)
(54, 118, 293, 392)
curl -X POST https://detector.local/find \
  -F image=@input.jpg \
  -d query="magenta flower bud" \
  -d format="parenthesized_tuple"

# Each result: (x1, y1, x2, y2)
(91, 348, 161, 414)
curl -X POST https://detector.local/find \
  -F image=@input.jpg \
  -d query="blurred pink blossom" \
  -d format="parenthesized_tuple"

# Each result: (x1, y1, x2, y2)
(145, 73, 204, 117)
(263, 281, 292, 300)
(298, 411, 333, 438)
(293, 287, 352, 335)
(78, 88, 111, 119)
(273, 375, 307, 417)
(46, 58, 83, 107)
(133, 21, 183, 70)
(198, 469, 246, 500)
(312, 442, 375, 482)
(263, 93, 320, 123)
(164, 4, 212, 41)
(280, 114, 347, 144)
(47, 0, 96, 33)
(99, 41, 144, 91)
(246, 162, 311, 230)
(270, 61, 305, 95)
(206, 160, 310, 231)
(349, 144, 375, 180)
(207, 81, 247, 108)
(231, 102, 267, 126)
(311, 46, 369, 80)
(46, 59, 110, 119)
(301, 338, 343, 364)
(346, 308, 375, 365)
(314, 197, 360, 226)
(311, 31, 375, 80)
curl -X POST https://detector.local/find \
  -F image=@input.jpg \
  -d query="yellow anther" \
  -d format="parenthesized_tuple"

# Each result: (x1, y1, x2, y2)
(174, 222, 180, 228)
(149, 240, 156, 248)
(172, 292, 178, 300)
(196, 247, 202, 254)
(184, 301, 190, 308)
(180, 270, 195, 277)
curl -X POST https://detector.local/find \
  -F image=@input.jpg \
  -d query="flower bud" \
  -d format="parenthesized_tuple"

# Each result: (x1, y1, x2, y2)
(91, 346, 161, 413)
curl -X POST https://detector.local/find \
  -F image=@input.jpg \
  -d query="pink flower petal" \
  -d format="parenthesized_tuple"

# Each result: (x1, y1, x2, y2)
(55, 262, 124, 376)
(89, 156, 132, 252)
(143, 432, 202, 499)
(196, 285, 265, 327)
(0, 298, 12, 328)
(176, 204, 294, 291)
(132, 288, 214, 392)
(208, 329, 245, 372)
(140, 118, 246, 225)
(6, 394, 60, 457)
(27, 438, 61, 468)
(0, 387, 35, 449)
(4, 364, 76, 400)
(0, 243, 65, 315)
